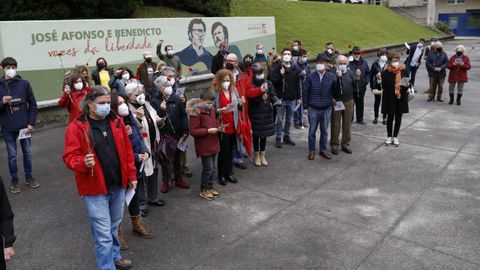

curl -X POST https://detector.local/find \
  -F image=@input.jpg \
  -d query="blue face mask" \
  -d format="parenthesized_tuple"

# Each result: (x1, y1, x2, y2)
(338, 64, 347, 73)
(95, 103, 111, 118)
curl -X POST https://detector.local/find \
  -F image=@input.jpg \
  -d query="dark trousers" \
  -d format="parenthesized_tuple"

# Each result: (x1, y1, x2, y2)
(386, 112, 403, 138)
(429, 76, 446, 100)
(253, 136, 267, 151)
(353, 89, 366, 123)
(201, 154, 217, 189)
(373, 94, 385, 119)
(136, 172, 147, 210)
(218, 133, 236, 180)
(161, 149, 182, 182)
(127, 192, 140, 217)
(409, 65, 419, 87)
(137, 168, 159, 209)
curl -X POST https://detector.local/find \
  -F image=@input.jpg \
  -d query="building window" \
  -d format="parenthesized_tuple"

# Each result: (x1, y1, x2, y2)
(467, 13, 480, 28)
(447, 0, 465, 4)
(423, 0, 429, 5)
(449, 15, 459, 28)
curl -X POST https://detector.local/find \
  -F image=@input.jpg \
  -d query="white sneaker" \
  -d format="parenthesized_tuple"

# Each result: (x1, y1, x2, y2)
(393, 137, 400, 147)
(385, 137, 393, 146)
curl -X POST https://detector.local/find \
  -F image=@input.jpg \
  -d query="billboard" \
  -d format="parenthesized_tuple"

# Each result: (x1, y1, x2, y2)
(0, 17, 276, 101)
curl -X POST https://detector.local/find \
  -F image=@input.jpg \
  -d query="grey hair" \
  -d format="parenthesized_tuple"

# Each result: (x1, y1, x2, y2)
(160, 66, 176, 76)
(80, 86, 110, 115)
(435, 41, 443, 48)
(337, 55, 348, 64)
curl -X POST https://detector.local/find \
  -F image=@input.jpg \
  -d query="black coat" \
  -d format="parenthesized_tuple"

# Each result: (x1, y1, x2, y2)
(0, 176, 15, 249)
(269, 63, 301, 101)
(248, 78, 279, 138)
(151, 94, 189, 139)
(381, 69, 409, 115)
(211, 52, 226, 75)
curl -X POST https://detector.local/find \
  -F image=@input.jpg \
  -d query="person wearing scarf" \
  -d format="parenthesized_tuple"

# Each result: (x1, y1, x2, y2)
(381, 53, 410, 147)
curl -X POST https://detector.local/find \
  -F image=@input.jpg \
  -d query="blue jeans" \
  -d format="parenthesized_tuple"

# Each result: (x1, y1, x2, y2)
(275, 99, 296, 141)
(2, 131, 32, 183)
(294, 104, 303, 125)
(83, 188, 125, 270)
(308, 107, 332, 153)
(201, 154, 217, 189)
(233, 142, 244, 165)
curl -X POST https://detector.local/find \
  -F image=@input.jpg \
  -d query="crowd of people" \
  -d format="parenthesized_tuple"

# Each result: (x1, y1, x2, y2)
(0, 36, 472, 269)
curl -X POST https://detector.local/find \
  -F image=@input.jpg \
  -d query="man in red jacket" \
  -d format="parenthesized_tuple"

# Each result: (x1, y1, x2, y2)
(63, 86, 137, 270)
(224, 53, 267, 170)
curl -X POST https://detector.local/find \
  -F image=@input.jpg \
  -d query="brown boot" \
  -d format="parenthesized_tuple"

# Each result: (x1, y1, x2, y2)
(131, 215, 154, 239)
(118, 222, 128, 251)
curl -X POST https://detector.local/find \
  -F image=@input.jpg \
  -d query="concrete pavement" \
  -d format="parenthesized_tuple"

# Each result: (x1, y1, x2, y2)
(1, 39, 479, 269)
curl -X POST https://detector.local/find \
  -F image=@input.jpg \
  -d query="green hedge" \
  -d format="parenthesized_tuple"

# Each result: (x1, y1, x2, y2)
(0, 0, 141, 20)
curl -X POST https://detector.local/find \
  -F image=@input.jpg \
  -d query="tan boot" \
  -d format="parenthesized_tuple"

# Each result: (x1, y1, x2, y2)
(131, 215, 154, 239)
(260, 151, 268, 166)
(254, 151, 261, 167)
(118, 222, 128, 251)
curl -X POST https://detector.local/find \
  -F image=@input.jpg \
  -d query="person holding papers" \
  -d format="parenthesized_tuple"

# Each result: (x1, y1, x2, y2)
(303, 54, 339, 161)
(110, 93, 154, 251)
(63, 86, 137, 270)
(0, 57, 38, 194)
(151, 76, 190, 193)
(330, 55, 357, 155)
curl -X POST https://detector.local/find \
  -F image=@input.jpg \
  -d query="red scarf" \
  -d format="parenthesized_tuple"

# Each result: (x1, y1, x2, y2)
(387, 63, 405, 98)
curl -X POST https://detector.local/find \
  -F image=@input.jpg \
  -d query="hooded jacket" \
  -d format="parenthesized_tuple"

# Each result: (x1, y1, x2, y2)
(63, 112, 137, 196)
(187, 98, 220, 157)
(0, 76, 37, 132)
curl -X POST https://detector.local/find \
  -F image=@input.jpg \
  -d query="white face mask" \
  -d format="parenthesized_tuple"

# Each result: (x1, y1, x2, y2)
(283, 55, 292, 62)
(164, 86, 173, 96)
(74, 82, 83, 91)
(391, 61, 399, 68)
(255, 74, 264, 80)
(380, 55, 388, 62)
(302, 57, 308, 63)
(338, 64, 347, 73)
(222, 81, 230, 90)
(5, 68, 16, 78)
(136, 93, 146, 105)
(122, 73, 130, 81)
(167, 50, 174, 56)
(117, 103, 129, 117)
(417, 43, 424, 48)
(316, 64, 325, 72)
(257, 49, 263, 55)
(293, 46, 299, 51)
(327, 49, 333, 54)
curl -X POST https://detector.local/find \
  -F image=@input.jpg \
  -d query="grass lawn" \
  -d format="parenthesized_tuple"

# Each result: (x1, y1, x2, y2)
(230, 0, 441, 54)
(134, 0, 441, 54)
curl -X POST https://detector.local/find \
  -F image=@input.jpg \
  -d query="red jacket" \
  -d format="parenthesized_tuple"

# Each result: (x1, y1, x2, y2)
(63, 113, 137, 196)
(189, 107, 220, 157)
(236, 71, 263, 117)
(447, 55, 471, 83)
(58, 87, 92, 122)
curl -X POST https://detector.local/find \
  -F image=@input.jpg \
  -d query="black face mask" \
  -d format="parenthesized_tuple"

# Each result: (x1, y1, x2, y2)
(98, 62, 106, 69)
(225, 63, 235, 71)
(244, 60, 252, 66)
(437, 48, 443, 53)
(145, 58, 152, 63)
(456, 51, 463, 57)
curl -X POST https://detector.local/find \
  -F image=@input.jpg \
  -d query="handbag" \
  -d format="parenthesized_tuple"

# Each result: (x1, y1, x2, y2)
(407, 85, 415, 102)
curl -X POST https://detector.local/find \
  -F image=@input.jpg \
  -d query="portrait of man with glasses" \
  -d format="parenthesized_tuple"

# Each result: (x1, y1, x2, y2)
(177, 18, 214, 72)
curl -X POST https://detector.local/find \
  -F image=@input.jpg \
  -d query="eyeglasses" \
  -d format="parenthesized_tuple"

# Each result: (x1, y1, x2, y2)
(192, 29, 205, 34)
